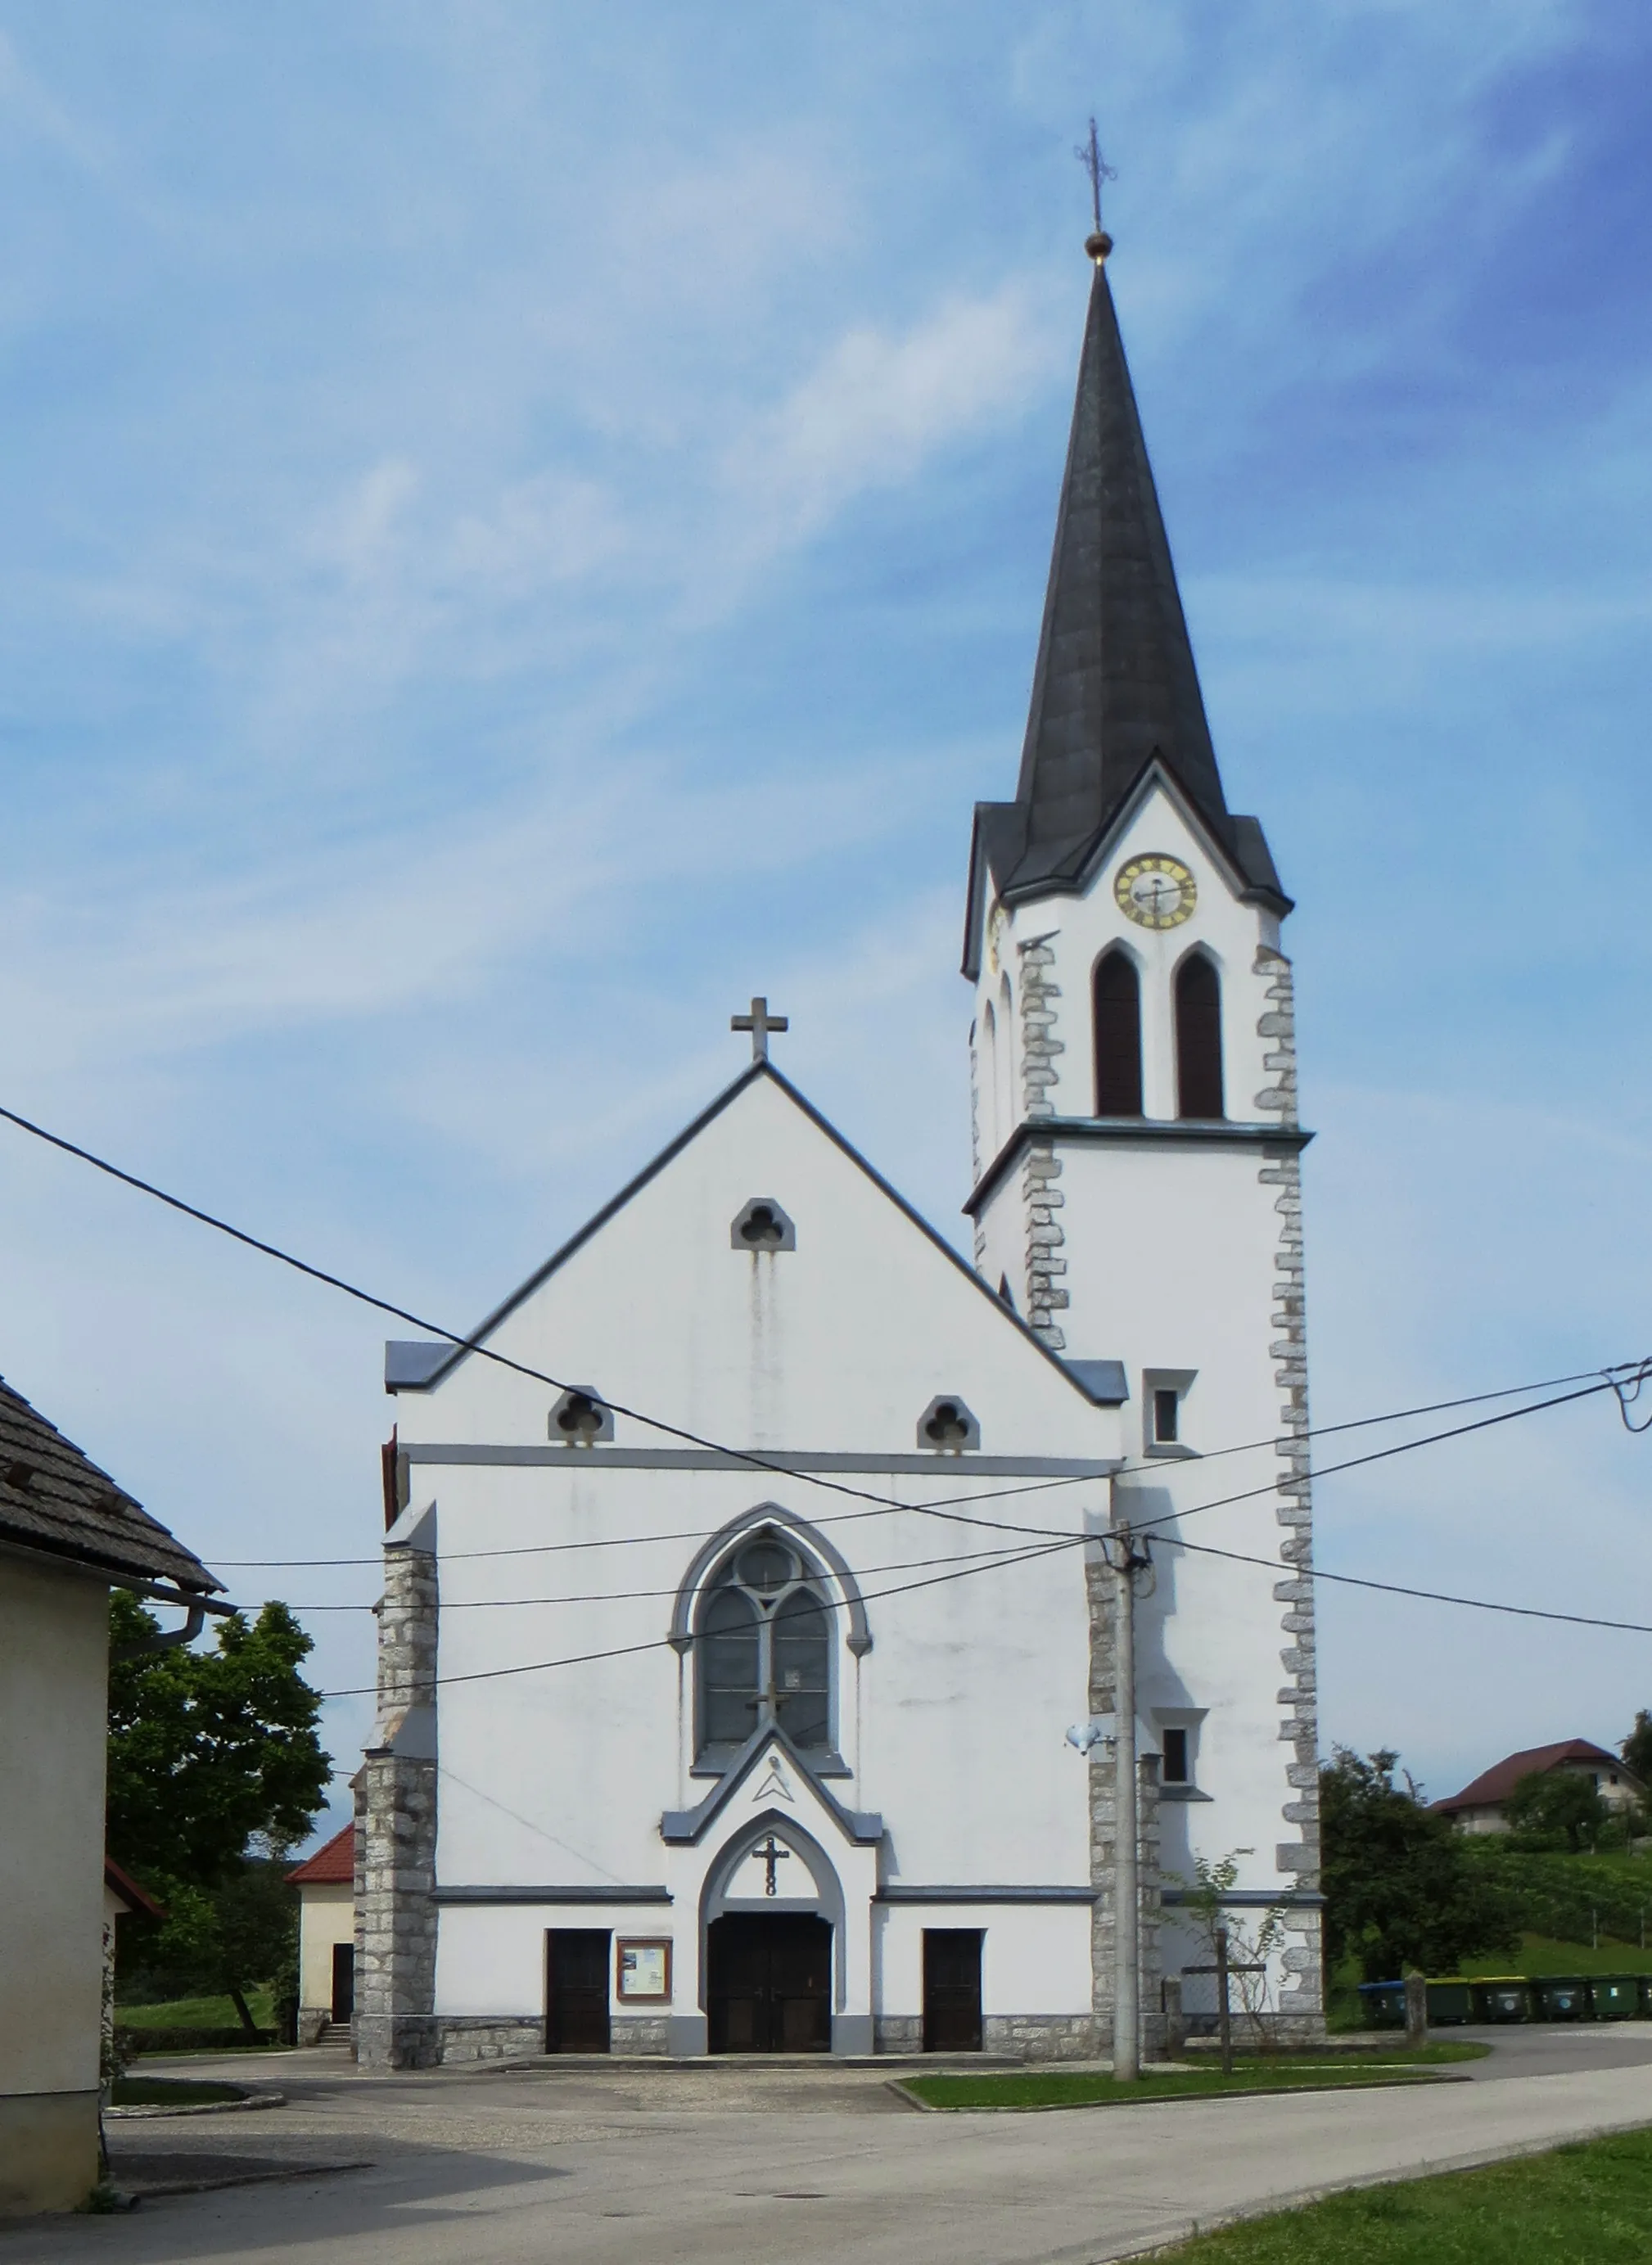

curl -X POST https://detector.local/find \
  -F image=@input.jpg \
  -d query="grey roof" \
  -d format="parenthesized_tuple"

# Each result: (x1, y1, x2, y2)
(964, 251, 1288, 971)
(0, 1374, 219, 1594)
(1060, 1359, 1129, 1406)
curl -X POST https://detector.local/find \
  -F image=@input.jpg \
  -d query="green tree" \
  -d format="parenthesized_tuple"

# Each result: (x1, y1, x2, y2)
(107, 1594, 329, 2030)
(1320, 1748, 1519, 1984)
(1505, 1769, 1609, 1853)
(107, 1593, 330, 1886)
(1621, 1710, 1652, 1788)
(134, 1854, 300, 2035)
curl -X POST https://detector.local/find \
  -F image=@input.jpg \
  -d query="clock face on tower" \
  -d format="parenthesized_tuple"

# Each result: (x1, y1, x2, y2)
(1115, 854, 1197, 929)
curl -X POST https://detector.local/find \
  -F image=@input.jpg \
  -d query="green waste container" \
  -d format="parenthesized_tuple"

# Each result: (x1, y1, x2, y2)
(1590, 1977, 1640, 2021)
(1424, 1979, 1474, 2025)
(1533, 1978, 1591, 2022)
(1356, 1981, 1406, 2029)
(1474, 1978, 1531, 2024)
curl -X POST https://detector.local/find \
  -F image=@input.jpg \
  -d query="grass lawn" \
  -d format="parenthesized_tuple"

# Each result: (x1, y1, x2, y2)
(1151, 2128, 1652, 2262)
(1461, 1934, 1652, 1978)
(109, 2078, 245, 2106)
(116, 1988, 276, 2031)
(900, 2046, 1485, 2112)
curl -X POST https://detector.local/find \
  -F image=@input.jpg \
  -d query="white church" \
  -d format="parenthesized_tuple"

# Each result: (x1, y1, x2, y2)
(354, 228, 1322, 2066)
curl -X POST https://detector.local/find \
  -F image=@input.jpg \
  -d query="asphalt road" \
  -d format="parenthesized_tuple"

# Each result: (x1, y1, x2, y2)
(7, 2033, 1652, 2265)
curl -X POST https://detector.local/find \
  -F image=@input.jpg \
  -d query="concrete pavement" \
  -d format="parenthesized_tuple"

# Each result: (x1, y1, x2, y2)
(7, 2040, 1651, 2265)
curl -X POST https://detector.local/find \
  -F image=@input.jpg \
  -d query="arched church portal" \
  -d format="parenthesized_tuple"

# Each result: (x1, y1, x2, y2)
(701, 1816, 842, 2055)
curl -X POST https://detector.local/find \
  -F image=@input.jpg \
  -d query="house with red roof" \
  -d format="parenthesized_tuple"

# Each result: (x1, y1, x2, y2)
(1432, 1739, 1643, 1834)
(287, 1823, 356, 2045)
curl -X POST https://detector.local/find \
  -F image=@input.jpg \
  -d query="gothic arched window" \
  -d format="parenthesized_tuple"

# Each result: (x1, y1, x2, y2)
(1175, 953, 1224, 1119)
(1094, 950, 1143, 1116)
(696, 1530, 832, 1759)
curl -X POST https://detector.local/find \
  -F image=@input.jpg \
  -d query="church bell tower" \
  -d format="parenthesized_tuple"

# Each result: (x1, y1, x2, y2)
(962, 228, 1322, 2025)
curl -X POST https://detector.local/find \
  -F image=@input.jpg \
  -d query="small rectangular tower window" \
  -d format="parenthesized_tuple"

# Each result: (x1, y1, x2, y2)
(1154, 1712, 1206, 1796)
(1142, 1369, 1198, 1460)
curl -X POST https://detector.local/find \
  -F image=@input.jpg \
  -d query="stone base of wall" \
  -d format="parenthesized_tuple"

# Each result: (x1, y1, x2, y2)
(296, 2007, 330, 2048)
(0, 2091, 100, 2216)
(982, 2014, 1100, 2062)
(356, 2011, 440, 2070)
(433, 2018, 542, 2064)
(1180, 2011, 1329, 2045)
(611, 2017, 671, 2056)
(873, 2016, 924, 2054)
(433, 2015, 677, 2062)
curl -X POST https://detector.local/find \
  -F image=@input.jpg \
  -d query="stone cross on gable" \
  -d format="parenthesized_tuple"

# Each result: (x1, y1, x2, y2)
(752, 1834, 792, 1897)
(732, 996, 788, 1062)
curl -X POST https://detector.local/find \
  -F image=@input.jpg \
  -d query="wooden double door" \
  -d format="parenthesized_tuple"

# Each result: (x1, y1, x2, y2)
(706, 1914, 832, 2053)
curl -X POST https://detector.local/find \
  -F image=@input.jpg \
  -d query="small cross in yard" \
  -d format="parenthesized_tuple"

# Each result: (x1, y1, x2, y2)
(752, 1834, 792, 1897)
(732, 996, 788, 1062)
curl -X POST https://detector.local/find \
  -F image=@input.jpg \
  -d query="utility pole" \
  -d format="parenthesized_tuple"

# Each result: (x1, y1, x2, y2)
(1111, 1522, 1150, 2082)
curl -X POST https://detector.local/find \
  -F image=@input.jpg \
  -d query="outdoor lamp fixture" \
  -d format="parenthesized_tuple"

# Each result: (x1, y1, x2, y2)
(1064, 1717, 1115, 1753)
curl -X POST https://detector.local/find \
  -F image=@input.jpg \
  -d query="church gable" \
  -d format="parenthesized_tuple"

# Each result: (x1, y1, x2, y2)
(392, 1064, 1122, 1462)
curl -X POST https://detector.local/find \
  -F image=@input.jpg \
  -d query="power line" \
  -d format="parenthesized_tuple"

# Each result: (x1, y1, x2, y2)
(9, 1094, 1649, 1667)
(312, 1504, 1652, 1703)
(212, 1368, 1636, 1596)
(279, 1536, 1051, 1610)
(317, 1534, 1079, 1697)
(5, 1094, 1641, 1568)
(1171, 1533, 1652, 1640)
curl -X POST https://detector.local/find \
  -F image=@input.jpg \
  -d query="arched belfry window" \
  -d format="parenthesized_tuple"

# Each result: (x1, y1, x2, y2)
(1094, 950, 1143, 1117)
(1175, 953, 1225, 1120)
(697, 1529, 832, 1759)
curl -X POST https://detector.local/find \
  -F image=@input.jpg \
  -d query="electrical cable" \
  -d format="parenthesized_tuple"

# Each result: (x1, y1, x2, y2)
(1170, 1533, 1652, 1639)
(313, 1504, 1652, 1701)
(316, 1533, 1080, 1697)
(8, 1097, 1650, 1667)
(5, 1094, 1643, 1567)
(278, 1536, 1056, 1609)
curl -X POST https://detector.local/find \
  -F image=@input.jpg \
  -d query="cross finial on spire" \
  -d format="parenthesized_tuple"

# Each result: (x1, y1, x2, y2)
(1075, 116, 1117, 262)
(731, 995, 788, 1062)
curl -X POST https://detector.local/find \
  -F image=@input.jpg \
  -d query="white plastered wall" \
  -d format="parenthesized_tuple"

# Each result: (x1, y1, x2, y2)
(0, 1554, 110, 2100)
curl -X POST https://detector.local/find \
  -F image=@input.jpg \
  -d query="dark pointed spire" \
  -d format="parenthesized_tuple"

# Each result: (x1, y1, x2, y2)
(962, 235, 1289, 975)
(1014, 237, 1231, 873)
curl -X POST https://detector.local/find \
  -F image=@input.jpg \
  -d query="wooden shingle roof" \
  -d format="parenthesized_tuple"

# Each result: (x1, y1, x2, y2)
(0, 1374, 217, 1594)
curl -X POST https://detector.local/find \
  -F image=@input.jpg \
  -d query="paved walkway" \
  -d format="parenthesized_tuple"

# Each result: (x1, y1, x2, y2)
(9, 2038, 1652, 2265)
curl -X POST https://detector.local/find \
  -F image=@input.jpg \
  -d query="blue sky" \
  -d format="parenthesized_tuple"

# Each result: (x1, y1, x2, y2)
(3, 1, 1651, 1838)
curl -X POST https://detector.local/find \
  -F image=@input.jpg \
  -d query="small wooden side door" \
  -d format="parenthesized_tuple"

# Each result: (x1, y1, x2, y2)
(330, 1941, 355, 2023)
(545, 1929, 612, 2052)
(923, 1929, 983, 2051)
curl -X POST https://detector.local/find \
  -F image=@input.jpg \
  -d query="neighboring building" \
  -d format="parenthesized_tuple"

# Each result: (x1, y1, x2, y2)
(0, 1374, 218, 2215)
(355, 228, 1322, 2069)
(288, 1824, 357, 2044)
(1433, 1740, 1644, 1834)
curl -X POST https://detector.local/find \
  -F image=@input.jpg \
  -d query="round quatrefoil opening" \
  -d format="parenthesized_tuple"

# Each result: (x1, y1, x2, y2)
(729, 1197, 796, 1252)
(918, 1396, 980, 1451)
(548, 1387, 614, 1446)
